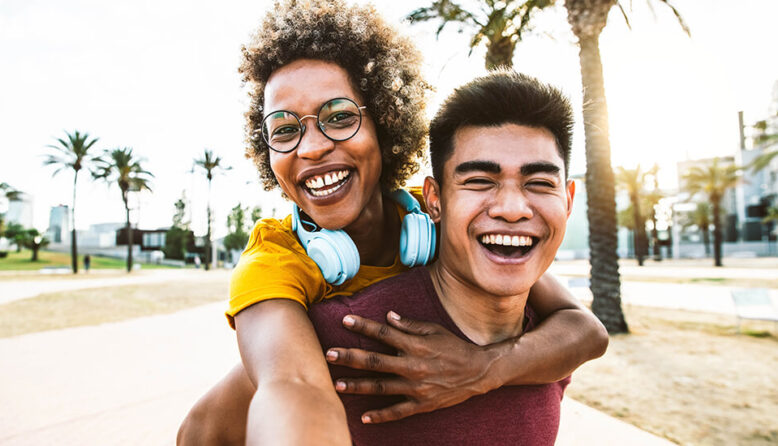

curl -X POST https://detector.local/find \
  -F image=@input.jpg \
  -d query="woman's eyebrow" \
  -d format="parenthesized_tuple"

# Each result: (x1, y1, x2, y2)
(454, 160, 500, 175)
(520, 162, 560, 176)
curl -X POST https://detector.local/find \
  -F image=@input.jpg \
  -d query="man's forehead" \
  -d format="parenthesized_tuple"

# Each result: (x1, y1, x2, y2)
(447, 124, 564, 175)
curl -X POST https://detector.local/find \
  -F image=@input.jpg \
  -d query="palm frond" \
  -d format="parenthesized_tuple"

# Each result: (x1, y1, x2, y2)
(655, 0, 690, 36)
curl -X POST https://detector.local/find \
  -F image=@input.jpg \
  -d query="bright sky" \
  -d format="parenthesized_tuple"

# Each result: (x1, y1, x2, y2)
(1, 0, 776, 237)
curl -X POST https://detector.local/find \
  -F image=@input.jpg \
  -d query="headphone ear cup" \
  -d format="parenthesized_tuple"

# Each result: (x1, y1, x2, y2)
(307, 229, 360, 286)
(294, 206, 360, 285)
(400, 213, 435, 267)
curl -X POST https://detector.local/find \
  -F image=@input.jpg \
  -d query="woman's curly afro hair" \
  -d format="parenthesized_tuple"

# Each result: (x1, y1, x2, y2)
(240, 0, 431, 192)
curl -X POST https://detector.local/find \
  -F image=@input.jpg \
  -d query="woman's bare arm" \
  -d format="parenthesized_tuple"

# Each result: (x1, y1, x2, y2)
(325, 272, 608, 423)
(235, 299, 351, 445)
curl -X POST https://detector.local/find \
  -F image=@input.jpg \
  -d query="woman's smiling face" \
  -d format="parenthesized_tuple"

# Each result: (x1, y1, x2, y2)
(264, 59, 383, 230)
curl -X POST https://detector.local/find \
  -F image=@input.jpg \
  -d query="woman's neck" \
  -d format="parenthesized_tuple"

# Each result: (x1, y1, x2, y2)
(343, 188, 400, 267)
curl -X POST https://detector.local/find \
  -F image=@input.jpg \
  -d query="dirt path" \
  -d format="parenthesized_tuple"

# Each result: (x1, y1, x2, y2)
(567, 305, 778, 445)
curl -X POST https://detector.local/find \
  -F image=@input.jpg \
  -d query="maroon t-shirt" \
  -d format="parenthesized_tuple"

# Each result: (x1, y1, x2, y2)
(308, 266, 570, 446)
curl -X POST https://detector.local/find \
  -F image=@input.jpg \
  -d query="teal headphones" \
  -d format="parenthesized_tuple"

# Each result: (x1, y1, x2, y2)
(292, 189, 436, 285)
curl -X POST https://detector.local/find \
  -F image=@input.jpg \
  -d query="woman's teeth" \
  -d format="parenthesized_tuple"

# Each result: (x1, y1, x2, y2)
(480, 234, 534, 247)
(304, 170, 350, 197)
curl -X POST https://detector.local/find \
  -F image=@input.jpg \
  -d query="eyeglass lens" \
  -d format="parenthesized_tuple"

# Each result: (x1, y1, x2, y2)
(262, 98, 362, 153)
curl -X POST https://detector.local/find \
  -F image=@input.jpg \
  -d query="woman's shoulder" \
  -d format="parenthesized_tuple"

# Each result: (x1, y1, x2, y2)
(243, 215, 300, 254)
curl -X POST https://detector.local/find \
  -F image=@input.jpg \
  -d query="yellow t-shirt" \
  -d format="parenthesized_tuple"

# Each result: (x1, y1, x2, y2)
(226, 187, 425, 328)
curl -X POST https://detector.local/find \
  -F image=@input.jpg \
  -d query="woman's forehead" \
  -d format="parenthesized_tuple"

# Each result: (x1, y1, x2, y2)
(264, 59, 362, 113)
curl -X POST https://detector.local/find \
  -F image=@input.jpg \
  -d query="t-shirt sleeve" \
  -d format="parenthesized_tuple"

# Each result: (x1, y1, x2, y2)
(225, 217, 327, 328)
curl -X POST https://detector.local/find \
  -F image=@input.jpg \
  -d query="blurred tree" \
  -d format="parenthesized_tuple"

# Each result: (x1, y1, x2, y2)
(224, 204, 250, 253)
(643, 164, 664, 260)
(0, 182, 22, 236)
(43, 130, 99, 274)
(406, 0, 554, 69)
(749, 113, 778, 172)
(615, 165, 649, 265)
(20, 228, 50, 261)
(680, 202, 712, 257)
(93, 148, 154, 272)
(681, 158, 740, 267)
(3, 222, 26, 252)
(250, 206, 263, 225)
(194, 149, 231, 270)
(164, 192, 192, 261)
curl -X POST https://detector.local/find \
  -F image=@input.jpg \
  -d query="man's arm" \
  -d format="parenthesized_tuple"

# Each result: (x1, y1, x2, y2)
(235, 299, 351, 446)
(326, 272, 608, 423)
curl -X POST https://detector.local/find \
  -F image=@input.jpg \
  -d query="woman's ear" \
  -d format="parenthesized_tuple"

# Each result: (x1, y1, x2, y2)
(423, 176, 442, 223)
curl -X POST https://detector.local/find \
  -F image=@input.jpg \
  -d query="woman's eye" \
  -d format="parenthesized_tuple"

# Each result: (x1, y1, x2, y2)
(271, 125, 300, 140)
(325, 112, 358, 126)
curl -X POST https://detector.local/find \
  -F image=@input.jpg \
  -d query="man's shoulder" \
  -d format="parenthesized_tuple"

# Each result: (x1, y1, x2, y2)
(308, 267, 434, 348)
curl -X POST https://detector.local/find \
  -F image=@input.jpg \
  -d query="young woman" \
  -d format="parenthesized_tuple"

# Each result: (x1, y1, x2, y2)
(178, 1, 608, 444)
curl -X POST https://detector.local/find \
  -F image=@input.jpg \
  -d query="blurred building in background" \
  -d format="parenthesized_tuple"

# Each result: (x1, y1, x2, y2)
(46, 205, 70, 243)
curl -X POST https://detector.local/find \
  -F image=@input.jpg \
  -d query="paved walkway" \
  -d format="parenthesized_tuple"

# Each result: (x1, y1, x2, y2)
(0, 269, 229, 305)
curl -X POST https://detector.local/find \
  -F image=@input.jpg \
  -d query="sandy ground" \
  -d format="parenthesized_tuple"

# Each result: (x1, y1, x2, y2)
(567, 305, 778, 445)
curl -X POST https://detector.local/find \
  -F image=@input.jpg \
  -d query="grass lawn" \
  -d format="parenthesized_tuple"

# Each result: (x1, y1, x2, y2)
(0, 249, 174, 271)
(0, 278, 228, 338)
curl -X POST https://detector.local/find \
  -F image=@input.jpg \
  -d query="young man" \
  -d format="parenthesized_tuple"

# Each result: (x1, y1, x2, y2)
(308, 70, 591, 445)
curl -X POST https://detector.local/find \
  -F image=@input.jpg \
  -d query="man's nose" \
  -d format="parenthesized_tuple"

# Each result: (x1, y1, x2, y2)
(296, 116, 335, 160)
(487, 187, 534, 222)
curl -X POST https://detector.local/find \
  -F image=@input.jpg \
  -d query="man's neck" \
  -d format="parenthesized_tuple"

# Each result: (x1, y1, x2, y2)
(427, 262, 529, 346)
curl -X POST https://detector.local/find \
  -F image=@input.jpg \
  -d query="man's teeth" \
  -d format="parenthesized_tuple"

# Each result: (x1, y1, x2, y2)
(480, 234, 533, 247)
(304, 170, 350, 196)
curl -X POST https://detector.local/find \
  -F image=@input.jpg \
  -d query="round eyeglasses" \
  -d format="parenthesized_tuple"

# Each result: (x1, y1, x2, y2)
(261, 97, 368, 153)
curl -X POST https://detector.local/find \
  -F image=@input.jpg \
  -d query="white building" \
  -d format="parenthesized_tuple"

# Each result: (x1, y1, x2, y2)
(6, 193, 34, 228)
(47, 205, 70, 243)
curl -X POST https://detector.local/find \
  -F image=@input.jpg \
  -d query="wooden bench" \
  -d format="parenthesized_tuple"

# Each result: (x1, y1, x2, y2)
(730, 288, 778, 333)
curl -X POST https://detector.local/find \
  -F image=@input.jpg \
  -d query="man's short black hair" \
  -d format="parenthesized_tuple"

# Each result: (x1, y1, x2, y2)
(429, 70, 573, 181)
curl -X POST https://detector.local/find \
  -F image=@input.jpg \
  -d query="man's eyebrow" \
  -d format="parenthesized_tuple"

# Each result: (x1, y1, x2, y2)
(521, 162, 561, 176)
(454, 160, 501, 175)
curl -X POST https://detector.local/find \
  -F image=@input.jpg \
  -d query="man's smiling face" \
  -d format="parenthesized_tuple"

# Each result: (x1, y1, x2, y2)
(425, 123, 575, 299)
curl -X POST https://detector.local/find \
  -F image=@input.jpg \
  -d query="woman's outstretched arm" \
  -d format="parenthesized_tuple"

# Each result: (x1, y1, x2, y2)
(236, 299, 351, 445)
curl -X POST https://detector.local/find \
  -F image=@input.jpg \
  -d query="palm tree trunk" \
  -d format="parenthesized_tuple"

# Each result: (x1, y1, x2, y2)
(205, 179, 212, 271)
(485, 36, 515, 70)
(631, 192, 646, 266)
(124, 194, 132, 273)
(702, 227, 710, 256)
(651, 216, 661, 260)
(71, 171, 79, 274)
(712, 198, 723, 267)
(578, 34, 628, 333)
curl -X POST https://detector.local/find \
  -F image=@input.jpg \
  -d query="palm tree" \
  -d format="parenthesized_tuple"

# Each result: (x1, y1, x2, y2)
(563, 0, 688, 333)
(43, 130, 99, 274)
(749, 116, 778, 172)
(680, 202, 712, 257)
(194, 149, 230, 271)
(0, 182, 21, 201)
(93, 148, 153, 272)
(615, 165, 648, 265)
(643, 164, 663, 260)
(406, 0, 554, 69)
(0, 183, 21, 236)
(681, 158, 740, 267)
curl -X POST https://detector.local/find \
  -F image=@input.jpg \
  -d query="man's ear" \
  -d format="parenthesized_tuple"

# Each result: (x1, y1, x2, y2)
(423, 176, 442, 223)
(565, 178, 576, 219)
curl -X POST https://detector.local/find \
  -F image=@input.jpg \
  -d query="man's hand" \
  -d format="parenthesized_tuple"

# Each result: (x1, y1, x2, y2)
(325, 311, 501, 424)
